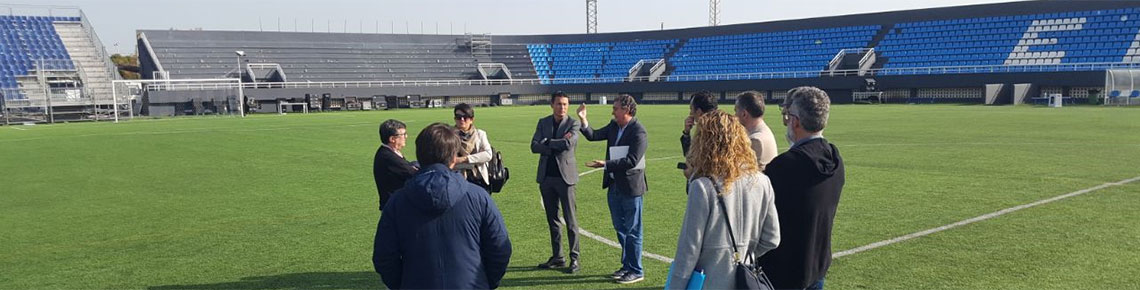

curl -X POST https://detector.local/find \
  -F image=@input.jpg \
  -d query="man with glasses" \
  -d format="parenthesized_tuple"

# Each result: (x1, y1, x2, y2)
(373, 123, 512, 289)
(577, 95, 649, 284)
(759, 87, 846, 290)
(373, 119, 417, 211)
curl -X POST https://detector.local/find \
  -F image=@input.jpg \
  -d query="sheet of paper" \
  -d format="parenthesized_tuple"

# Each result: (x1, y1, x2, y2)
(608, 146, 645, 170)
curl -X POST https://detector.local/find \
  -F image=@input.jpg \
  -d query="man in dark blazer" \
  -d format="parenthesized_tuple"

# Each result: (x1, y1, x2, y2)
(577, 94, 648, 284)
(531, 92, 583, 274)
(373, 119, 417, 211)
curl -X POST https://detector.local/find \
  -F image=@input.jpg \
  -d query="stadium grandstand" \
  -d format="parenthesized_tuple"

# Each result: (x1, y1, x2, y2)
(1, 1, 1132, 119)
(0, 4, 121, 124)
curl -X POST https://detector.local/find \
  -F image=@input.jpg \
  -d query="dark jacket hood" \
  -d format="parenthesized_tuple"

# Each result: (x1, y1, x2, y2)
(798, 138, 842, 177)
(405, 163, 466, 215)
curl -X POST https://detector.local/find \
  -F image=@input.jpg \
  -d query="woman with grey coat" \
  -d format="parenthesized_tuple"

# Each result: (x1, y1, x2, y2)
(668, 110, 780, 290)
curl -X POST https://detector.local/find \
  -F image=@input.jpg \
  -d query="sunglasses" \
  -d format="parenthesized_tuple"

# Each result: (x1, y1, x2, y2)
(454, 115, 472, 120)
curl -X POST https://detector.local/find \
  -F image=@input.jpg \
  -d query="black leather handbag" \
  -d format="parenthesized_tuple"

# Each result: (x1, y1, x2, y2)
(714, 180, 775, 290)
(488, 150, 509, 193)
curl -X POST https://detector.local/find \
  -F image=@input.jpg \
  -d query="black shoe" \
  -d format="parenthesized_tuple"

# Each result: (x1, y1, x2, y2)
(610, 269, 628, 279)
(564, 259, 580, 274)
(537, 257, 566, 269)
(615, 272, 645, 284)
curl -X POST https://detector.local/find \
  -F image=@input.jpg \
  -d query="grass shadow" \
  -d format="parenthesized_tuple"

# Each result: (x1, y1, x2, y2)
(505, 266, 547, 272)
(499, 274, 611, 288)
(147, 271, 380, 289)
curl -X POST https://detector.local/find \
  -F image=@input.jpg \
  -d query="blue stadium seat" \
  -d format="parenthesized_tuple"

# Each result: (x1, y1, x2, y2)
(528, 39, 677, 83)
(876, 7, 1140, 76)
(0, 14, 73, 97)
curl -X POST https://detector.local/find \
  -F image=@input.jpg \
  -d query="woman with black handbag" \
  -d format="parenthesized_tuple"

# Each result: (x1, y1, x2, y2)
(453, 103, 494, 193)
(668, 110, 781, 290)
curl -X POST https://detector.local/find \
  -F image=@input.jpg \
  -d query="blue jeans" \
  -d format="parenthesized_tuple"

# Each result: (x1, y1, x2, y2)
(806, 278, 825, 290)
(607, 186, 643, 275)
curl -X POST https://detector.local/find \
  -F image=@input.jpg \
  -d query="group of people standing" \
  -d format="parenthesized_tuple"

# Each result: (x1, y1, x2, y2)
(665, 88, 846, 290)
(369, 86, 845, 290)
(370, 104, 508, 289)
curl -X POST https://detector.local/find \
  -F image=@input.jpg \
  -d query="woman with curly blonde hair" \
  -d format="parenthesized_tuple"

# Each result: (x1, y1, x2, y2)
(668, 110, 781, 290)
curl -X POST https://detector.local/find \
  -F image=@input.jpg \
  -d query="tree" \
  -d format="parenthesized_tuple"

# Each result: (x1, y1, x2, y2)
(110, 54, 140, 79)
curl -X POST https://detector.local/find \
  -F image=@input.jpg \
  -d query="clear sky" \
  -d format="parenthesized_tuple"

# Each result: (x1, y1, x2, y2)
(16, 0, 1024, 54)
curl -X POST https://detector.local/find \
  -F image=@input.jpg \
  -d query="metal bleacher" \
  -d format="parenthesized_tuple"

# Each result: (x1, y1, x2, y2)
(147, 38, 487, 81)
(0, 15, 78, 99)
(520, 8, 1140, 81)
(527, 39, 677, 84)
(671, 26, 879, 76)
(489, 44, 538, 79)
(136, 4, 1140, 90)
(878, 8, 1140, 74)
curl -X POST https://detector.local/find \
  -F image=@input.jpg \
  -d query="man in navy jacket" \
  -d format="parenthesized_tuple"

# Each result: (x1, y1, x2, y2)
(373, 123, 513, 289)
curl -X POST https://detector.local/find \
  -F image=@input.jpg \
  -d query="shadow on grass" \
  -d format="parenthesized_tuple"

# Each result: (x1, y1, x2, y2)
(499, 274, 612, 288)
(505, 265, 547, 272)
(147, 271, 380, 289)
(148, 270, 651, 289)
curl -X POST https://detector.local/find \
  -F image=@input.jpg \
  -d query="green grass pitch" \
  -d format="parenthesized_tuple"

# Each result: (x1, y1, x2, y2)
(1, 104, 1139, 289)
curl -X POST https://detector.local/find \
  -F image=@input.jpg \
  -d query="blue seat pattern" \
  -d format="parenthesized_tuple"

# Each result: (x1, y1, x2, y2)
(0, 15, 77, 100)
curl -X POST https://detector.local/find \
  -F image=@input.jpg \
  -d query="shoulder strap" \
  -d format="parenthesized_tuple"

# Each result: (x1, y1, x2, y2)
(712, 179, 743, 263)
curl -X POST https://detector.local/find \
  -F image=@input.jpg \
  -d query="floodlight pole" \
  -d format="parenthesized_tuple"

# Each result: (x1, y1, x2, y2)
(235, 50, 246, 118)
(586, 0, 598, 34)
(709, 0, 721, 26)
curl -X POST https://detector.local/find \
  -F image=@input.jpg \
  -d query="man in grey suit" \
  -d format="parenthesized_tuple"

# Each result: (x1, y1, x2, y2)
(530, 92, 582, 274)
(577, 94, 648, 284)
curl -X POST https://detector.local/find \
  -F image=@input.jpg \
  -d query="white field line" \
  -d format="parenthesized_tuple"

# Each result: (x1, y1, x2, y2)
(0, 121, 385, 143)
(544, 155, 683, 264)
(832, 175, 1140, 259)
(840, 142, 1140, 148)
(10, 126, 27, 130)
(570, 155, 1138, 263)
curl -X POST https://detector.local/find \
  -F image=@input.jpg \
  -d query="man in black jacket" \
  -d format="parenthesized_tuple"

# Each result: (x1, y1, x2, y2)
(759, 86, 845, 290)
(679, 91, 719, 156)
(577, 95, 649, 284)
(373, 123, 512, 289)
(373, 119, 417, 210)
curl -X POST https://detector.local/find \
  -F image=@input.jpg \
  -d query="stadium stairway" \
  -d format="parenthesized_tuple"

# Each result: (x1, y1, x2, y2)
(661, 38, 688, 76)
(14, 76, 47, 101)
(866, 24, 895, 49)
(53, 21, 115, 101)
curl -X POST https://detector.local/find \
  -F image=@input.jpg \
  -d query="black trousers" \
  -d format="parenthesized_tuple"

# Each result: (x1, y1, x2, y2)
(540, 178, 580, 260)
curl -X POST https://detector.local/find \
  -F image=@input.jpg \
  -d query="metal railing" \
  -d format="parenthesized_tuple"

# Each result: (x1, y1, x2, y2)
(650, 59, 667, 74)
(77, 9, 119, 81)
(858, 48, 877, 76)
(0, 4, 120, 82)
(141, 62, 1140, 91)
(827, 48, 873, 71)
(628, 59, 659, 76)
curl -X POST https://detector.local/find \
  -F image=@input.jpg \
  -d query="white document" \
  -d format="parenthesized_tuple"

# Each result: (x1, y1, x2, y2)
(608, 146, 646, 170)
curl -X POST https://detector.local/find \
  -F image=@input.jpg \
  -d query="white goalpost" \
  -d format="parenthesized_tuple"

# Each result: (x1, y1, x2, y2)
(111, 78, 243, 122)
